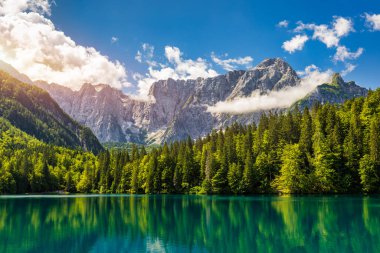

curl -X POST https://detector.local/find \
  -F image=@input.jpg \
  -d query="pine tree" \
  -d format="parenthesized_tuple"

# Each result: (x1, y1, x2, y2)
(359, 116, 380, 192)
(299, 107, 313, 155)
(272, 144, 307, 194)
(228, 163, 242, 194)
(343, 101, 363, 189)
(98, 151, 111, 193)
(241, 150, 255, 193)
(159, 143, 174, 193)
(212, 147, 228, 194)
(202, 149, 216, 193)
(312, 117, 337, 193)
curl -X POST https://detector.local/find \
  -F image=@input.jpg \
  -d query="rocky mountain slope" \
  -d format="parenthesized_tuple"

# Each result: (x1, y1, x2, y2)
(0, 70, 103, 153)
(0, 58, 368, 144)
(36, 58, 303, 143)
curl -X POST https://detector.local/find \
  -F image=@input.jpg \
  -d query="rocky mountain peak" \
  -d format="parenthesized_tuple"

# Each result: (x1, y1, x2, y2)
(331, 73, 345, 86)
(227, 58, 300, 99)
(256, 58, 293, 71)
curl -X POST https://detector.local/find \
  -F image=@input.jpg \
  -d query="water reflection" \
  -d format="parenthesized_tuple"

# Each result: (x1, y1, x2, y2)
(0, 195, 379, 253)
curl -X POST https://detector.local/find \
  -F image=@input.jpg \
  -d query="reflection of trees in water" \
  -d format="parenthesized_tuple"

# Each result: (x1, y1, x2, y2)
(0, 196, 379, 253)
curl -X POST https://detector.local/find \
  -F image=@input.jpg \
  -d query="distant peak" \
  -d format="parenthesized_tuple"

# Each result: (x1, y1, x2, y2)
(257, 58, 288, 68)
(254, 58, 292, 70)
(331, 73, 345, 86)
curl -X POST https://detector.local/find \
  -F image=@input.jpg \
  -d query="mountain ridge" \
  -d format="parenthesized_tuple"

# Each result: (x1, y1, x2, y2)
(0, 58, 368, 144)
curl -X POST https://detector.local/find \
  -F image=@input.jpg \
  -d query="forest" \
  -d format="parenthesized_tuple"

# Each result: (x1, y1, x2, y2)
(1, 88, 380, 194)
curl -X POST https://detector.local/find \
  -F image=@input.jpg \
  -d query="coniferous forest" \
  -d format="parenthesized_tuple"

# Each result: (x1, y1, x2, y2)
(1, 89, 380, 195)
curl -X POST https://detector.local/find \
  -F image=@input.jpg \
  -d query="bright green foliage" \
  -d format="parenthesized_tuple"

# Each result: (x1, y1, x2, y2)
(359, 155, 379, 193)
(228, 163, 242, 194)
(241, 150, 255, 193)
(312, 118, 338, 193)
(2, 88, 380, 194)
(272, 144, 307, 194)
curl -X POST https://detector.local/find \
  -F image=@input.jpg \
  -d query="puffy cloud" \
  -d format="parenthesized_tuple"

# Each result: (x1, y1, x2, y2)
(0, 0, 129, 90)
(295, 23, 338, 48)
(282, 34, 309, 53)
(135, 46, 218, 99)
(211, 53, 253, 71)
(294, 17, 354, 48)
(286, 16, 364, 66)
(0, 0, 51, 15)
(333, 46, 363, 62)
(365, 13, 380, 31)
(165, 46, 181, 64)
(333, 17, 354, 37)
(208, 65, 332, 114)
(277, 20, 289, 28)
(311, 25, 340, 48)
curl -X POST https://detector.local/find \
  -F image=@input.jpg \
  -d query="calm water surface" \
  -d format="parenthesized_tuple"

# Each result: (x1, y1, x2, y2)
(0, 195, 379, 253)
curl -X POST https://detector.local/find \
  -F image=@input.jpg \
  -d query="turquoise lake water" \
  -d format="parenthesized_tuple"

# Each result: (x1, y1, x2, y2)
(0, 195, 379, 252)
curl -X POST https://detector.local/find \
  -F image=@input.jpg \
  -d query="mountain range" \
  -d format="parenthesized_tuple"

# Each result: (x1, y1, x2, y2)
(0, 58, 368, 145)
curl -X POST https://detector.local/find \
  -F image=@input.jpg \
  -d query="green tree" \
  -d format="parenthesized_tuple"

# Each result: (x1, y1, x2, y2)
(241, 150, 255, 193)
(272, 144, 307, 194)
(312, 119, 337, 193)
(228, 163, 242, 194)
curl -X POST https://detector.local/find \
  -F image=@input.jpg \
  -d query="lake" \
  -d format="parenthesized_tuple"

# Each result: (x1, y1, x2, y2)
(0, 195, 379, 253)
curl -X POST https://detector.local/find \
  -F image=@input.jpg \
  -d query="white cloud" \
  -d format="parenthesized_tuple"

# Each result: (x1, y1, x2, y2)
(135, 46, 218, 99)
(311, 24, 340, 48)
(0, 0, 51, 16)
(287, 16, 363, 65)
(207, 65, 332, 114)
(277, 20, 289, 28)
(334, 17, 354, 37)
(282, 34, 309, 53)
(333, 46, 363, 62)
(111, 36, 118, 43)
(295, 23, 339, 48)
(365, 13, 380, 31)
(165, 46, 181, 64)
(211, 53, 253, 71)
(341, 63, 356, 76)
(293, 17, 354, 48)
(0, 0, 129, 90)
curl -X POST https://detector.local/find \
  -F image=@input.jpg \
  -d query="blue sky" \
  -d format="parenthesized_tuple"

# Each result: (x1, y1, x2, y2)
(48, 0, 380, 91)
(0, 0, 379, 95)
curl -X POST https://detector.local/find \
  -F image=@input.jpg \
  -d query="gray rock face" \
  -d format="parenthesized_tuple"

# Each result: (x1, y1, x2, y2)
(227, 58, 300, 99)
(6, 58, 367, 144)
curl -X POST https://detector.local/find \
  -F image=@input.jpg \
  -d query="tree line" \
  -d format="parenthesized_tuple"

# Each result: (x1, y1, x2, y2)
(1, 89, 380, 194)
